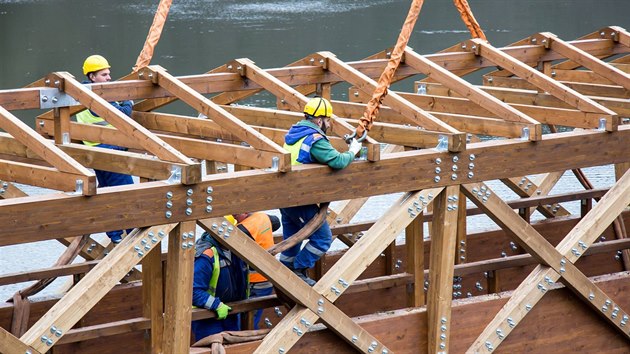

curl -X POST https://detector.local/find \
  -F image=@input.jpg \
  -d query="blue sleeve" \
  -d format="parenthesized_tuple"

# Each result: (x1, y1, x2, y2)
(192, 255, 221, 310)
(110, 100, 133, 117)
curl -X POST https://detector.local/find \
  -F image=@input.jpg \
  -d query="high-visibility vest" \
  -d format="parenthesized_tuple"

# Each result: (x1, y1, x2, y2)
(283, 132, 326, 165)
(75, 109, 112, 146)
(240, 213, 274, 283)
(192, 246, 220, 308)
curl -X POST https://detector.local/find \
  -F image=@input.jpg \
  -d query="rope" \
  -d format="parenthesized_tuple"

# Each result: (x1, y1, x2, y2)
(453, 0, 487, 40)
(355, 0, 425, 139)
(354, 0, 487, 138)
(132, 0, 173, 72)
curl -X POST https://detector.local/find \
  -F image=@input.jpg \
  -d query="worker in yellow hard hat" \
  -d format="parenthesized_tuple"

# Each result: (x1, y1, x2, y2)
(279, 97, 362, 286)
(75, 54, 135, 245)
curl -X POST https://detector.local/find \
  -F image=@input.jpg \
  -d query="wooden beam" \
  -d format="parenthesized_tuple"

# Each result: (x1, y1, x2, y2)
(533, 32, 630, 90)
(162, 221, 195, 353)
(142, 240, 164, 353)
(19, 224, 175, 352)
(465, 39, 619, 131)
(0, 158, 94, 193)
(403, 48, 542, 141)
(37, 119, 285, 172)
(427, 185, 459, 353)
(464, 168, 630, 352)
(313, 51, 466, 152)
(56, 72, 200, 174)
(1, 126, 629, 245)
(197, 217, 390, 354)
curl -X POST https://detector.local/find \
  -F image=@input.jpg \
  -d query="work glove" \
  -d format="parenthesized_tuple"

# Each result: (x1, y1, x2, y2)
(215, 302, 231, 320)
(348, 138, 362, 156)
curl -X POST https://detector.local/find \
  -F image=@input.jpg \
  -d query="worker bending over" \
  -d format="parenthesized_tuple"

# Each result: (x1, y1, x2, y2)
(191, 231, 248, 341)
(233, 212, 281, 329)
(279, 97, 362, 285)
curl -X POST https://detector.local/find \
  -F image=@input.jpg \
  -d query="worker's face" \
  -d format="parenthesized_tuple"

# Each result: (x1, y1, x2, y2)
(317, 117, 330, 134)
(89, 69, 111, 83)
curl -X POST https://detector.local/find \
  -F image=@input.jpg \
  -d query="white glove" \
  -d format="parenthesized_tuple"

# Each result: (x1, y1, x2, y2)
(348, 138, 362, 156)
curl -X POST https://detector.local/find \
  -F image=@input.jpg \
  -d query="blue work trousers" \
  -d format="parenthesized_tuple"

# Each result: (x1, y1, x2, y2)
(95, 144, 134, 242)
(279, 204, 332, 270)
(192, 313, 240, 343)
(250, 282, 273, 329)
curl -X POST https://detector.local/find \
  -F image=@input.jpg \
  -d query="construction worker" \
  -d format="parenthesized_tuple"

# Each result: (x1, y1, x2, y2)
(279, 97, 362, 285)
(76, 55, 134, 244)
(192, 231, 249, 342)
(233, 212, 281, 329)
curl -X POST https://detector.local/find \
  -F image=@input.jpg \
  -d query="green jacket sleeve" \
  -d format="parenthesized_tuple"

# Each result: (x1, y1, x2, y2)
(310, 138, 355, 170)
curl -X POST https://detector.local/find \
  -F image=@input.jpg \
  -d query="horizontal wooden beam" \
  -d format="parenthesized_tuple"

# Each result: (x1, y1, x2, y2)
(0, 126, 628, 245)
(0, 158, 94, 193)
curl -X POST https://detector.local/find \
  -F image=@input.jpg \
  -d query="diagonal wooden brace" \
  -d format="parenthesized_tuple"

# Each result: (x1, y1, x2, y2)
(138, 65, 291, 172)
(403, 47, 542, 141)
(20, 223, 176, 353)
(197, 217, 392, 353)
(241, 187, 442, 352)
(462, 172, 630, 352)
(312, 51, 466, 152)
(533, 32, 630, 90)
(465, 38, 619, 131)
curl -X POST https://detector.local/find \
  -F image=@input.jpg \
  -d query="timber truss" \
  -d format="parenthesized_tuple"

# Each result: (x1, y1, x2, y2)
(1, 26, 630, 353)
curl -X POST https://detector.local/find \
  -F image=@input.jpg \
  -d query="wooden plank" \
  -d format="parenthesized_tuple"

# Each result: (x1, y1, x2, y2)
(197, 218, 390, 354)
(501, 173, 571, 218)
(466, 39, 618, 130)
(163, 221, 195, 354)
(404, 48, 542, 141)
(142, 242, 164, 353)
(427, 186, 459, 353)
(534, 32, 630, 90)
(484, 75, 630, 100)
(464, 170, 630, 352)
(0, 179, 28, 199)
(1, 126, 629, 245)
(19, 224, 175, 352)
(313, 52, 466, 152)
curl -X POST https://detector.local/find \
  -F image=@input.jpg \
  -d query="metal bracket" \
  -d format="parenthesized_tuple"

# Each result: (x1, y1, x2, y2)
(167, 166, 182, 184)
(39, 87, 81, 109)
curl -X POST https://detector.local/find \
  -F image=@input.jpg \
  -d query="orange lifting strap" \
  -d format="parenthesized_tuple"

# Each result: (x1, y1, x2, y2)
(353, 0, 486, 140)
(133, 0, 173, 72)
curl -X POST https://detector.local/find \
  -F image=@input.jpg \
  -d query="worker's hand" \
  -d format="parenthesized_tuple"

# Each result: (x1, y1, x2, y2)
(215, 302, 231, 320)
(348, 138, 362, 156)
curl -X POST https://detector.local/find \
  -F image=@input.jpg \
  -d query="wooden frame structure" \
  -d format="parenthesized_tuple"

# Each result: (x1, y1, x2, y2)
(1, 26, 630, 353)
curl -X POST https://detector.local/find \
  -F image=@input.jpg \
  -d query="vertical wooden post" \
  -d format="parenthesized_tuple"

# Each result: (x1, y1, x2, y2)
(142, 242, 164, 353)
(427, 185, 459, 353)
(455, 191, 467, 265)
(53, 107, 71, 145)
(385, 241, 396, 275)
(405, 216, 424, 307)
(163, 221, 196, 352)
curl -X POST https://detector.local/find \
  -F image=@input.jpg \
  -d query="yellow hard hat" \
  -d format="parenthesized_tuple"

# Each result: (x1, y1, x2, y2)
(83, 55, 111, 76)
(303, 97, 333, 118)
(224, 215, 237, 225)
